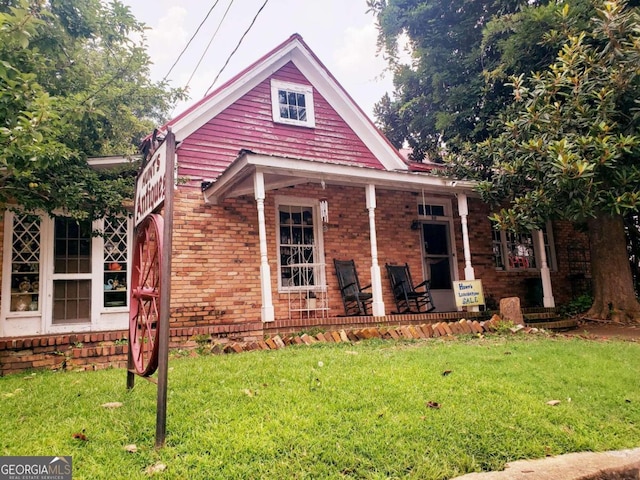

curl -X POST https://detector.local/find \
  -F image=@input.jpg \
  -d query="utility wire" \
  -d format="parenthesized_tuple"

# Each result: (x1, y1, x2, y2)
(203, 0, 270, 96)
(185, 0, 235, 90)
(163, 1, 221, 82)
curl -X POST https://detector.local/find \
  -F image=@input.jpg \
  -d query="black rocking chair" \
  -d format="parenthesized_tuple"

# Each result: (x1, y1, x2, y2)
(334, 259, 373, 316)
(385, 263, 436, 314)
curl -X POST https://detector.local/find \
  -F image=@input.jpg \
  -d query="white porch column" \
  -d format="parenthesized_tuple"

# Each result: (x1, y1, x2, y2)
(536, 229, 555, 308)
(254, 171, 274, 322)
(365, 184, 385, 316)
(457, 193, 475, 281)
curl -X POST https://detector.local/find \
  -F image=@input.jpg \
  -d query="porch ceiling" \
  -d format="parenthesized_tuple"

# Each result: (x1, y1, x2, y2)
(202, 151, 477, 204)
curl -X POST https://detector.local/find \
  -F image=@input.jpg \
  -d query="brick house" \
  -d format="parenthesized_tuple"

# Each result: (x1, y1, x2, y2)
(0, 34, 590, 374)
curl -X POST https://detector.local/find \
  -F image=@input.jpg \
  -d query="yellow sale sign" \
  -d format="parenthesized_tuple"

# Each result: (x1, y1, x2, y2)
(453, 280, 485, 308)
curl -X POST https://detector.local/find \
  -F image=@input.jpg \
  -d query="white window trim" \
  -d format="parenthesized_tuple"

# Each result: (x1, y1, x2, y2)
(275, 196, 325, 293)
(416, 197, 459, 286)
(270, 79, 316, 128)
(1, 210, 132, 337)
(1, 211, 46, 337)
(493, 221, 557, 272)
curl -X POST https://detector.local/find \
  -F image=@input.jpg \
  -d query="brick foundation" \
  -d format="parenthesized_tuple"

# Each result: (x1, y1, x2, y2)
(0, 321, 264, 376)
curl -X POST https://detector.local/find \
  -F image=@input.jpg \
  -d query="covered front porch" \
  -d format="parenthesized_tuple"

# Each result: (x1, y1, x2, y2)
(202, 150, 557, 324)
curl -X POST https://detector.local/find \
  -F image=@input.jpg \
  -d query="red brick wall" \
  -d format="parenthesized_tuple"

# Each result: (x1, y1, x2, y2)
(0, 331, 129, 376)
(168, 184, 585, 328)
(170, 184, 381, 324)
(170, 190, 263, 326)
(551, 218, 591, 302)
(0, 186, 587, 342)
(170, 184, 441, 325)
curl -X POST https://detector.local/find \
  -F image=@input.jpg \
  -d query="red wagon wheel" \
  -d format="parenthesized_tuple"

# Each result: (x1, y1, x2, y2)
(129, 214, 164, 376)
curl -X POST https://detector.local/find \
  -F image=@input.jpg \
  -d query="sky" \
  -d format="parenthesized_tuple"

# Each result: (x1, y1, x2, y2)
(121, 0, 402, 121)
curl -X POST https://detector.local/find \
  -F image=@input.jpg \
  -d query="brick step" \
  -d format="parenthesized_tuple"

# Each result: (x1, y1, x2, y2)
(525, 318, 578, 330)
(523, 312, 560, 321)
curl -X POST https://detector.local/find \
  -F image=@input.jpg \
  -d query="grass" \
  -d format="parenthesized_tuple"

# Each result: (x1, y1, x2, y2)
(1, 334, 639, 479)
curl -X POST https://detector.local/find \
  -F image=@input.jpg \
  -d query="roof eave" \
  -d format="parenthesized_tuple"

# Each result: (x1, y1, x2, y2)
(203, 152, 477, 205)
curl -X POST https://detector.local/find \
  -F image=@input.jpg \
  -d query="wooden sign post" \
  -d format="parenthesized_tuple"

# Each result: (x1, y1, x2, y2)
(127, 129, 175, 448)
(155, 130, 174, 447)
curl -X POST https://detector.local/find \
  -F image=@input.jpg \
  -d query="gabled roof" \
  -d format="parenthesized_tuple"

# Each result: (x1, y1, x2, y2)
(157, 33, 408, 172)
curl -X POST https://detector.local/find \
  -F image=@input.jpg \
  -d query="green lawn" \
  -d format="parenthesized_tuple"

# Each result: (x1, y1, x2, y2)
(1, 334, 639, 479)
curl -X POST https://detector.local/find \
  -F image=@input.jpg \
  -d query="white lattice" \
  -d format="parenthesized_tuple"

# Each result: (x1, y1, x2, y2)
(104, 217, 128, 263)
(12, 214, 41, 265)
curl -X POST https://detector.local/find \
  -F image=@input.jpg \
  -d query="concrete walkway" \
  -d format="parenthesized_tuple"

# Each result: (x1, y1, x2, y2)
(452, 448, 640, 479)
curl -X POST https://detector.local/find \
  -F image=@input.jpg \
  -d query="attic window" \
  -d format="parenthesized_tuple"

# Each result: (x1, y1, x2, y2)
(270, 79, 315, 128)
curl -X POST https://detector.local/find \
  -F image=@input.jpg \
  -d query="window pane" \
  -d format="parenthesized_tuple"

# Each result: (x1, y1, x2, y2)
(80, 239, 91, 256)
(67, 221, 79, 238)
(104, 216, 129, 308)
(423, 223, 448, 255)
(68, 240, 79, 256)
(507, 232, 536, 269)
(10, 214, 41, 312)
(542, 226, 552, 269)
(418, 204, 445, 216)
(279, 205, 318, 288)
(273, 82, 313, 126)
(52, 280, 91, 324)
(430, 258, 451, 289)
(432, 205, 445, 216)
(54, 217, 92, 274)
(491, 228, 504, 269)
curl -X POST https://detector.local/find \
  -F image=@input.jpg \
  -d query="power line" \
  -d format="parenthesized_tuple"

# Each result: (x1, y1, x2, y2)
(185, 0, 235, 90)
(162, 1, 221, 82)
(203, 0, 270, 96)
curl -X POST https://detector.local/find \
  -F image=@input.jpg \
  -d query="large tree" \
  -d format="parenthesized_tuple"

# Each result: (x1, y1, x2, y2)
(368, 0, 549, 162)
(448, 1, 640, 322)
(367, 0, 608, 162)
(0, 0, 183, 221)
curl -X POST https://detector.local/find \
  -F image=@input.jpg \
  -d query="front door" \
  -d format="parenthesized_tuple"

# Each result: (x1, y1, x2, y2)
(421, 222, 456, 311)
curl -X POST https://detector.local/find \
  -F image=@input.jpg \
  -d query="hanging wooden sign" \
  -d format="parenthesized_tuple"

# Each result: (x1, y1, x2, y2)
(134, 139, 167, 227)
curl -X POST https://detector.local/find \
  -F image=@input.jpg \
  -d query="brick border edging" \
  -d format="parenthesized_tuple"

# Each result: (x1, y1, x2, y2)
(212, 315, 541, 354)
(1, 315, 551, 375)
